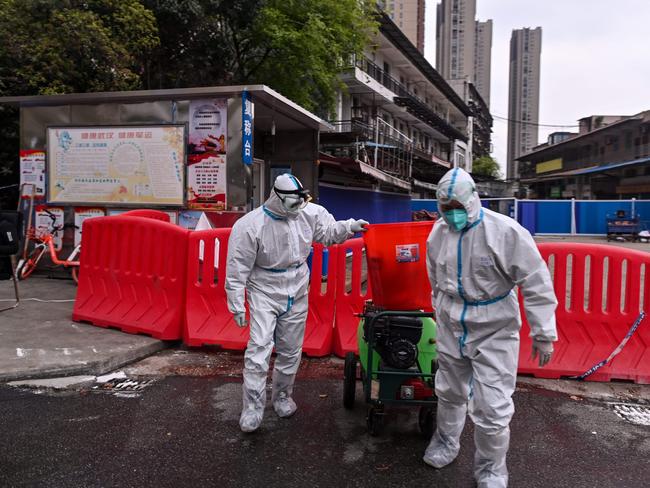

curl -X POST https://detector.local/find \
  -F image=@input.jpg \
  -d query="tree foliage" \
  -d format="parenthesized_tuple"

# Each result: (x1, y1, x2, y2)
(0, 0, 159, 96)
(0, 0, 376, 206)
(143, 0, 377, 115)
(0, 0, 159, 206)
(472, 155, 501, 179)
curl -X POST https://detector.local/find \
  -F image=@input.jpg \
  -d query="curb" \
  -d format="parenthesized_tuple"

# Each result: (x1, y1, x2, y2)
(0, 341, 169, 383)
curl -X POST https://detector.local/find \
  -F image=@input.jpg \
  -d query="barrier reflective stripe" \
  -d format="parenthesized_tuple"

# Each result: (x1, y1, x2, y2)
(332, 238, 372, 357)
(184, 228, 249, 348)
(518, 242, 650, 383)
(121, 209, 171, 222)
(72, 216, 188, 340)
(303, 244, 338, 356)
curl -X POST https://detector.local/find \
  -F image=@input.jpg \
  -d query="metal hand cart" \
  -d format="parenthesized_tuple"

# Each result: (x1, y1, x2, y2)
(606, 210, 640, 242)
(343, 301, 438, 437)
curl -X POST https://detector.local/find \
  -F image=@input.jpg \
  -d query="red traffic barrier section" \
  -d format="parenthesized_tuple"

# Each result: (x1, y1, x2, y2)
(72, 216, 189, 340)
(303, 244, 338, 357)
(121, 209, 171, 222)
(363, 221, 434, 311)
(333, 238, 372, 357)
(184, 232, 339, 356)
(184, 228, 249, 349)
(518, 242, 650, 384)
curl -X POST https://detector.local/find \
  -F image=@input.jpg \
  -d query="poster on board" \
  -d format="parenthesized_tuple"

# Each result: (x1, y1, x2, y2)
(73, 208, 105, 247)
(20, 150, 46, 198)
(35, 205, 64, 251)
(47, 125, 185, 206)
(187, 99, 227, 210)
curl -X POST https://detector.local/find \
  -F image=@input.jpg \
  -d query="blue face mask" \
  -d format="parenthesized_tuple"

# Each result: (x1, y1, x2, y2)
(444, 209, 468, 231)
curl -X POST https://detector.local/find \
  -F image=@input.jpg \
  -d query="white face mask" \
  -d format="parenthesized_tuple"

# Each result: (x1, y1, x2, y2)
(281, 195, 304, 213)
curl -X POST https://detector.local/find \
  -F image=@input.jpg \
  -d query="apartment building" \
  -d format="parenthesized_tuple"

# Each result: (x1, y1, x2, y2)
(318, 12, 470, 220)
(381, 0, 426, 53)
(474, 19, 492, 107)
(436, 1, 492, 105)
(507, 27, 542, 180)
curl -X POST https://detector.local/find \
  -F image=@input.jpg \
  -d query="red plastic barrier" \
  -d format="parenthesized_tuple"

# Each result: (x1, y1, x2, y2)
(363, 221, 434, 310)
(184, 231, 338, 356)
(184, 228, 250, 349)
(333, 238, 372, 357)
(72, 216, 188, 340)
(303, 244, 339, 356)
(518, 242, 650, 384)
(121, 209, 171, 222)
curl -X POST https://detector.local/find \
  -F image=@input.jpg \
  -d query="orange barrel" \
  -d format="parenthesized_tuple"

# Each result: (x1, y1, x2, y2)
(363, 221, 435, 310)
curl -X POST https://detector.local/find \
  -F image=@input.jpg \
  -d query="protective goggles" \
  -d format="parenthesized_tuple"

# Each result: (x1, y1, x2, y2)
(274, 187, 312, 209)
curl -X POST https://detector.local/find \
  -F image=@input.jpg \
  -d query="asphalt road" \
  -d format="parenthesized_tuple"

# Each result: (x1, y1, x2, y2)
(1, 372, 648, 488)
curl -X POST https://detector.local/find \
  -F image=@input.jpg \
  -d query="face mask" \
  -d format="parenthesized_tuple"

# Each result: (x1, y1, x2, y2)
(444, 209, 468, 231)
(280, 194, 310, 214)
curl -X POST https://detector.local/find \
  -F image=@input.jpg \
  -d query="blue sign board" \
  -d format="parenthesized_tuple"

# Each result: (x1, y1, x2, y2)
(242, 90, 253, 165)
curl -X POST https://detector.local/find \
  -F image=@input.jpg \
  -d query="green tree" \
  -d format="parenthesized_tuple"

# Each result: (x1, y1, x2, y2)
(0, 0, 159, 96)
(472, 155, 502, 179)
(0, 0, 159, 206)
(254, 0, 377, 116)
(144, 0, 377, 115)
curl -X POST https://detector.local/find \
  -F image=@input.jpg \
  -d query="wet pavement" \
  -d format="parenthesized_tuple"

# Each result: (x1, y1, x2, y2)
(1, 353, 649, 488)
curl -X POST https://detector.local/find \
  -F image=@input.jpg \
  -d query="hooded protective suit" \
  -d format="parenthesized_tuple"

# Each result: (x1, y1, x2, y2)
(226, 175, 363, 432)
(424, 168, 557, 487)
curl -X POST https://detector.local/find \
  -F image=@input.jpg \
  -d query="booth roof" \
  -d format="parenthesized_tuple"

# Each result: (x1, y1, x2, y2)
(0, 84, 333, 133)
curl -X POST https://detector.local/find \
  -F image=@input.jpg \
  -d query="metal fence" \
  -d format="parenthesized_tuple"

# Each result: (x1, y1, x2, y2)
(411, 198, 650, 236)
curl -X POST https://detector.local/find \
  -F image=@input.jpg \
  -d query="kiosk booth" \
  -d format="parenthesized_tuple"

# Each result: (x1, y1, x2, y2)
(0, 85, 331, 258)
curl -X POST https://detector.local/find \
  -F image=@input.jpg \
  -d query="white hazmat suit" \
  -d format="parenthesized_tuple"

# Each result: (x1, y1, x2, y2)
(424, 168, 557, 487)
(225, 174, 367, 433)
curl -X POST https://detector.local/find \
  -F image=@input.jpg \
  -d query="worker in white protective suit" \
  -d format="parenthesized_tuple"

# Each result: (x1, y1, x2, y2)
(226, 173, 369, 433)
(424, 168, 557, 488)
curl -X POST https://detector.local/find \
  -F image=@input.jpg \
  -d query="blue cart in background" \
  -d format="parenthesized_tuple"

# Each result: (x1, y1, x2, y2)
(606, 210, 641, 241)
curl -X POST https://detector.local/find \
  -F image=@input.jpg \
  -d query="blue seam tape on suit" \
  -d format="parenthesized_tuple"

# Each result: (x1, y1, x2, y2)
(455, 210, 511, 356)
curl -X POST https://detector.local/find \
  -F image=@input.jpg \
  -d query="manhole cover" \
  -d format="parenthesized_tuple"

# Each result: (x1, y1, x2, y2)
(611, 403, 650, 426)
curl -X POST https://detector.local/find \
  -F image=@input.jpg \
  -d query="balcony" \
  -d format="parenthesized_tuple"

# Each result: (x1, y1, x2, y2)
(353, 57, 410, 98)
(351, 57, 467, 142)
(394, 95, 467, 142)
(321, 117, 452, 180)
(321, 118, 413, 184)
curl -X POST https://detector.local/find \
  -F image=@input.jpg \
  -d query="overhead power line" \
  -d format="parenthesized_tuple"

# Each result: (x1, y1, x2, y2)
(491, 114, 579, 128)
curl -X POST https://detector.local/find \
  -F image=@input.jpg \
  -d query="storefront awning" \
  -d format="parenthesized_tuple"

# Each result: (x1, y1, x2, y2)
(521, 156, 650, 183)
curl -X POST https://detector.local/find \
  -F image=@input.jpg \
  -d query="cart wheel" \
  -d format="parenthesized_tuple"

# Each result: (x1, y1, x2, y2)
(418, 405, 436, 439)
(343, 352, 357, 410)
(366, 406, 384, 436)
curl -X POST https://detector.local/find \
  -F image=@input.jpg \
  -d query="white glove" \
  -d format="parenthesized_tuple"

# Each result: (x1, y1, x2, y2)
(531, 339, 554, 367)
(233, 312, 248, 328)
(351, 219, 369, 233)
